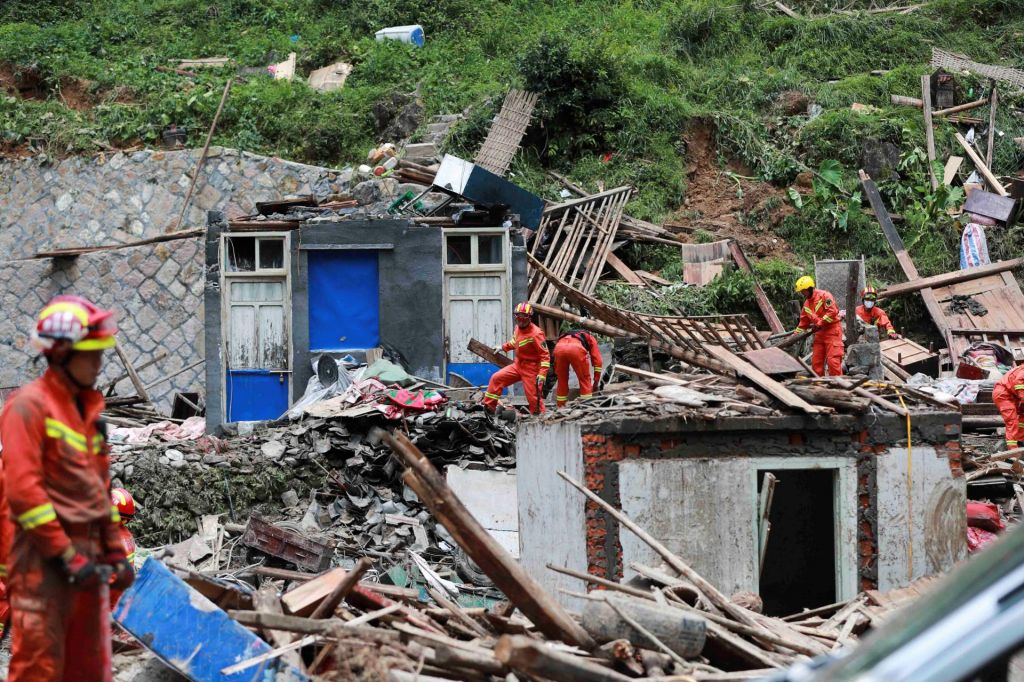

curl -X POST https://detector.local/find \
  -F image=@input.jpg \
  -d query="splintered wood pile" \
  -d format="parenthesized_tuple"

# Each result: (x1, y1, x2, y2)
(201, 429, 935, 682)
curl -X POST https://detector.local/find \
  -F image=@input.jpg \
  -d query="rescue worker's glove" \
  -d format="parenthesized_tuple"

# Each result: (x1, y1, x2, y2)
(102, 551, 135, 591)
(56, 547, 101, 589)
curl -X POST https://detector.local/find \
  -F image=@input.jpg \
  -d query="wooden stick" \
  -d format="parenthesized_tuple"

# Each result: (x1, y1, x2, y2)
(142, 358, 205, 391)
(933, 98, 989, 117)
(174, 77, 234, 230)
(986, 83, 998, 169)
(103, 350, 168, 394)
(604, 598, 688, 667)
(546, 563, 655, 600)
(495, 635, 635, 682)
(773, 1, 801, 18)
(426, 587, 490, 638)
(954, 132, 1008, 196)
(221, 635, 318, 674)
(115, 344, 151, 403)
(310, 557, 372, 619)
(922, 75, 937, 191)
(876, 258, 1024, 299)
(467, 338, 512, 368)
(557, 470, 776, 639)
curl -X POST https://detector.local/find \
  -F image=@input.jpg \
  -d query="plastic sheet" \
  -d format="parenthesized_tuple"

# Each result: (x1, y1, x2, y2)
(285, 355, 353, 419)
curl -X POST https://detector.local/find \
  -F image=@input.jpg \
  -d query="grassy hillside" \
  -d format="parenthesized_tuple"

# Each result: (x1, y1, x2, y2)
(2, 0, 1023, 331)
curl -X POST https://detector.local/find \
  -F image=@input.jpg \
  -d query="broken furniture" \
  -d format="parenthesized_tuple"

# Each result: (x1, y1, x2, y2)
(241, 516, 334, 573)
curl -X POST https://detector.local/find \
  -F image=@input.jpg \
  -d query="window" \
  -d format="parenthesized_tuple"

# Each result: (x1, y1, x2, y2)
(225, 236, 286, 273)
(444, 232, 507, 268)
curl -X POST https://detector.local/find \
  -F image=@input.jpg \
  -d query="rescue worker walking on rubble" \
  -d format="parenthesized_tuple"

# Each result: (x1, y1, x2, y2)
(553, 329, 603, 408)
(856, 287, 901, 340)
(793, 276, 845, 377)
(482, 302, 550, 415)
(993, 362, 1024, 451)
(0, 295, 133, 681)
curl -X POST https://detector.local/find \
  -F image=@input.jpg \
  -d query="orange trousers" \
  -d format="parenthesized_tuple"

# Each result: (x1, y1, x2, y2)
(8, 532, 110, 682)
(553, 339, 594, 408)
(482, 363, 545, 414)
(993, 383, 1024, 448)
(812, 334, 844, 377)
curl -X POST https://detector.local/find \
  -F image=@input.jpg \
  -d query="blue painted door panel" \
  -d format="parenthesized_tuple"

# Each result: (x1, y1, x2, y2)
(114, 559, 306, 682)
(226, 369, 289, 422)
(308, 250, 380, 351)
(447, 362, 499, 387)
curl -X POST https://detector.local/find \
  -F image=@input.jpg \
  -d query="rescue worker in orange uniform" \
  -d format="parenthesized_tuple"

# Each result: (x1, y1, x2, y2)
(553, 330, 603, 408)
(1, 295, 133, 681)
(482, 302, 550, 415)
(855, 287, 900, 340)
(0, 453, 11, 638)
(109, 487, 137, 606)
(993, 364, 1024, 450)
(793, 276, 845, 377)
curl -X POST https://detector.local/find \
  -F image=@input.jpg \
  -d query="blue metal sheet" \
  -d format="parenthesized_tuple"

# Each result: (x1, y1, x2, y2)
(113, 559, 306, 682)
(447, 362, 499, 387)
(226, 369, 289, 422)
(308, 250, 380, 351)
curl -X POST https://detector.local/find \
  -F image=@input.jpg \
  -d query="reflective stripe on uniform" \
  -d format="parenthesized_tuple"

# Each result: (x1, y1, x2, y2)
(814, 300, 824, 311)
(540, 361, 550, 368)
(111, 505, 122, 524)
(580, 393, 593, 399)
(17, 502, 57, 530)
(0, 564, 6, 577)
(593, 366, 602, 373)
(1014, 384, 1024, 390)
(484, 392, 500, 400)
(518, 337, 534, 346)
(802, 307, 813, 315)
(821, 316, 833, 323)
(44, 418, 87, 452)
(92, 434, 104, 454)
(126, 553, 135, 563)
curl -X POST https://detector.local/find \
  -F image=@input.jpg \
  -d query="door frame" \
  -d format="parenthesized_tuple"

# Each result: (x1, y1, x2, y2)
(441, 228, 512, 378)
(219, 231, 292, 421)
(749, 456, 859, 603)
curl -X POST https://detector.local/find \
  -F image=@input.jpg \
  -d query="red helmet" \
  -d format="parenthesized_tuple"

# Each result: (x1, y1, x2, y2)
(514, 302, 534, 317)
(111, 487, 136, 525)
(860, 286, 878, 300)
(31, 295, 117, 354)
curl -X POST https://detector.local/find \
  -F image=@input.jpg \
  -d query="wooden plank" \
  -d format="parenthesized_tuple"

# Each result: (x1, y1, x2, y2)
(495, 635, 634, 682)
(964, 190, 1018, 225)
(758, 473, 776, 576)
(310, 557, 372, 619)
(859, 171, 952, 352)
(738, 347, 804, 376)
(114, 344, 151, 404)
(943, 156, 964, 186)
(382, 430, 595, 648)
(933, 98, 989, 117)
(704, 345, 824, 414)
(728, 240, 785, 334)
(604, 250, 645, 285)
(922, 75, 938, 191)
(281, 568, 346, 617)
(877, 259, 1024, 299)
(954, 132, 1008, 196)
(253, 583, 302, 670)
(986, 84, 998, 169)
(467, 338, 512, 368)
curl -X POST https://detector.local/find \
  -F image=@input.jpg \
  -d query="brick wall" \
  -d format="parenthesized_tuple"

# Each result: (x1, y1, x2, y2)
(0, 237, 205, 410)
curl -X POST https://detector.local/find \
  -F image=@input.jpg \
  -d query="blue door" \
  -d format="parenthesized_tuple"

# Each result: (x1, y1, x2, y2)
(225, 279, 290, 422)
(308, 250, 380, 351)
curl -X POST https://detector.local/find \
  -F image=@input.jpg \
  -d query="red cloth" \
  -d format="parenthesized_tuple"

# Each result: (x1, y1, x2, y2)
(993, 365, 1024, 448)
(483, 323, 550, 414)
(553, 333, 602, 407)
(856, 304, 897, 338)
(967, 501, 1005, 532)
(967, 526, 999, 553)
(109, 526, 135, 607)
(1, 368, 118, 681)
(796, 289, 844, 376)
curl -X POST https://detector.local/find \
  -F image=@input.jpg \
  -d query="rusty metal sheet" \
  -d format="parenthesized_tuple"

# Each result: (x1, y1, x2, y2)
(738, 347, 804, 376)
(241, 516, 334, 573)
(964, 189, 1018, 226)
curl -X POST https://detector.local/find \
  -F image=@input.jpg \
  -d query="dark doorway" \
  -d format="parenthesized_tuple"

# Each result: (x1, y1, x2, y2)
(758, 468, 836, 617)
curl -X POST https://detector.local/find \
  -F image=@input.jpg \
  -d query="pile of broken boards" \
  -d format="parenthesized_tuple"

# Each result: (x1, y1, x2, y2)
(125, 430, 937, 682)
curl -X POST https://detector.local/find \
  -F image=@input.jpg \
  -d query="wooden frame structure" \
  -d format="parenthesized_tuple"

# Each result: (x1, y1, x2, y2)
(474, 90, 539, 178)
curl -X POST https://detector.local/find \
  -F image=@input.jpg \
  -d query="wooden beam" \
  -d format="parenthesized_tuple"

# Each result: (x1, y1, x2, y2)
(310, 557, 372, 619)
(495, 635, 634, 682)
(859, 171, 952, 352)
(604, 250, 645, 285)
(467, 338, 512, 368)
(704, 345, 824, 414)
(954, 132, 1008, 196)
(890, 94, 923, 108)
(933, 98, 989, 117)
(921, 75, 937, 191)
(115, 344, 150, 403)
(986, 83, 998, 169)
(943, 156, 963, 186)
(728, 240, 785, 334)
(876, 258, 1024, 299)
(380, 430, 595, 648)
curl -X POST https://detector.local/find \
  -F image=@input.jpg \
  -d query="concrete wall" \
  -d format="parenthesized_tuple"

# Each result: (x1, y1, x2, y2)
(0, 237, 205, 409)
(517, 411, 965, 607)
(0, 148, 352, 259)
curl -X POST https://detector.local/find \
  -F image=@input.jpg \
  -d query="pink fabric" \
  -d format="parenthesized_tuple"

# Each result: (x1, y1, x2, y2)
(110, 416, 206, 444)
(967, 527, 999, 553)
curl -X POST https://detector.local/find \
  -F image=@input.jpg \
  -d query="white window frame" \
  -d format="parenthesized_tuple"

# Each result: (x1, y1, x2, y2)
(220, 232, 293, 417)
(442, 228, 512, 371)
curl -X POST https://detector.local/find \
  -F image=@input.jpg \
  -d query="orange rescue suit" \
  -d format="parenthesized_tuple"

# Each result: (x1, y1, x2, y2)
(1, 368, 121, 682)
(483, 323, 550, 414)
(856, 304, 898, 339)
(795, 288, 844, 377)
(993, 364, 1024, 449)
(553, 332, 603, 408)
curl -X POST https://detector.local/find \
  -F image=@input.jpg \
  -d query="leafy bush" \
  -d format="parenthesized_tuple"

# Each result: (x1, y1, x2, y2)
(665, 1, 744, 59)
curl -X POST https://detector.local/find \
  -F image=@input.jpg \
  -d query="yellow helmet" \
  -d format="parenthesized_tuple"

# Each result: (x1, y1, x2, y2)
(794, 275, 815, 293)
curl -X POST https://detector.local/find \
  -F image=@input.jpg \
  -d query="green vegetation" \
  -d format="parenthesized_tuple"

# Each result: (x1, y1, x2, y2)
(2, 0, 1023, 334)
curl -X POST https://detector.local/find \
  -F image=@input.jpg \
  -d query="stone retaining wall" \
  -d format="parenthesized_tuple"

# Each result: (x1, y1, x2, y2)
(0, 148, 352, 259)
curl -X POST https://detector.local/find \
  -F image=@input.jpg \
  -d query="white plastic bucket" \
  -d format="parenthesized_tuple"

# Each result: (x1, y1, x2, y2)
(374, 25, 425, 48)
